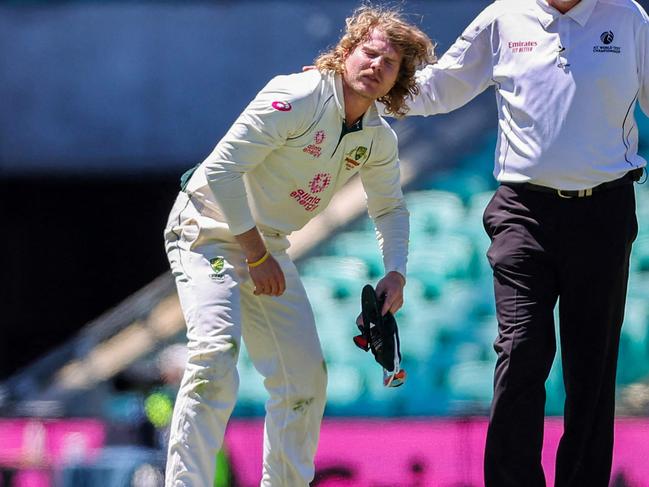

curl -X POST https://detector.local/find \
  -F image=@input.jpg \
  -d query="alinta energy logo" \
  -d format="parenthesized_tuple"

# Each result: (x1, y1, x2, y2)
(309, 172, 332, 193)
(594, 31, 620, 54)
(303, 129, 327, 159)
(289, 172, 332, 212)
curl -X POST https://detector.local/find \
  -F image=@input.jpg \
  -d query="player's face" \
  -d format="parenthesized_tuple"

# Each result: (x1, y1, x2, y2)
(343, 29, 403, 102)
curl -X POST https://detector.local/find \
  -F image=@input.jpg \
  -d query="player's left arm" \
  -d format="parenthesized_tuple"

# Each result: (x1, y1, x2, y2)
(359, 127, 409, 316)
(375, 271, 406, 316)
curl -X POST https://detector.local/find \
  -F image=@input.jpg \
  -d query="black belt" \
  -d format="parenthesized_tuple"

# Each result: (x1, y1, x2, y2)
(512, 168, 643, 198)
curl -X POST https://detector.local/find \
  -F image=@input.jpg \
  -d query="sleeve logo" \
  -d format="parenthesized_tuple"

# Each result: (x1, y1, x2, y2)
(272, 101, 292, 111)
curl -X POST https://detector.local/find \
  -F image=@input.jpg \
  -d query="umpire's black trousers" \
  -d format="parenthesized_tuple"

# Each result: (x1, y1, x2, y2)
(482, 179, 638, 487)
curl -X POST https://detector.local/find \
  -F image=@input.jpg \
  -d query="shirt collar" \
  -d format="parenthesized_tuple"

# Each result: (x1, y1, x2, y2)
(534, 0, 598, 28)
(332, 72, 346, 120)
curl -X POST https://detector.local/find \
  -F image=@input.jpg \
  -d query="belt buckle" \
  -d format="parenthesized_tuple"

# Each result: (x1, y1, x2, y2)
(557, 188, 593, 198)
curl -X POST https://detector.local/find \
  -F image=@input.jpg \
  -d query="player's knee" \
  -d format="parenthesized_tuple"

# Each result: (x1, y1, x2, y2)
(187, 337, 240, 369)
(301, 357, 328, 399)
(288, 363, 327, 418)
(183, 345, 240, 400)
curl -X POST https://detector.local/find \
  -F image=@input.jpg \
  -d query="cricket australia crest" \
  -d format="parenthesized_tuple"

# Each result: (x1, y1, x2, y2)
(209, 257, 226, 281)
(345, 146, 370, 170)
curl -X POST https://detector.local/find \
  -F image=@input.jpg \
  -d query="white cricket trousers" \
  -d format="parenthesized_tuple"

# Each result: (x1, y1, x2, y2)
(163, 192, 328, 486)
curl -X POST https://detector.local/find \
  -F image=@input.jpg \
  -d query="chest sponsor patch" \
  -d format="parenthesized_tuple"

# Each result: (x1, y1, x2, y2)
(289, 172, 332, 212)
(303, 129, 327, 159)
(303, 145, 322, 158)
(507, 40, 538, 54)
(309, 172, 332, 193)
(289, 189, 321, 212)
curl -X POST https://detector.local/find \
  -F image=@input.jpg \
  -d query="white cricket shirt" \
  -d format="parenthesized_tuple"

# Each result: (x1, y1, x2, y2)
(409, 0, 649, 190)
(185, 70, 409, 276)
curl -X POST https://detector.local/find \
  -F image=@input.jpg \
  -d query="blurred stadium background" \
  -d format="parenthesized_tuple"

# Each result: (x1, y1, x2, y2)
(2, 0, 649, 485)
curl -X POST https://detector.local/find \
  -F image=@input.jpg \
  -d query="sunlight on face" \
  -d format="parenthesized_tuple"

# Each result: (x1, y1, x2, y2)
(343, 29, 403, 102)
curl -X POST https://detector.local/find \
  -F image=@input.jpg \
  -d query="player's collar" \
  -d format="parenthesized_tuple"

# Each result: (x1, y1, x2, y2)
(332, 72, 346, 120)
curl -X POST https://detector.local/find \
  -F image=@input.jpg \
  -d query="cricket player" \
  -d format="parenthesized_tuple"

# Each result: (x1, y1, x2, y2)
(162, 6, 435, 486)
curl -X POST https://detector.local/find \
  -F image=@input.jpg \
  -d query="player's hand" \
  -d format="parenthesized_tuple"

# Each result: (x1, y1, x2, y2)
(234, 227, 285, 296)
(355, 271, 406, 325)
(302, 65, 316, 72)
(248, 253, 286, 296)
(375, 271, 406, 315)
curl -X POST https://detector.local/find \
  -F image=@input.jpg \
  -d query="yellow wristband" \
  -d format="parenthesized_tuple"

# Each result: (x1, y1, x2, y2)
(247, 250, 270, 268)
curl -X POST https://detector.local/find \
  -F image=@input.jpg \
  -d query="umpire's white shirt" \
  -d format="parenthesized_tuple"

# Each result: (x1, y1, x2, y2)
(409, 0, 649, 190)
(186, 69, 408, 276)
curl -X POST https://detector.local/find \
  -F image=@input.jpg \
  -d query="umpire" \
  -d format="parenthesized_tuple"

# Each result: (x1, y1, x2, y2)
(401, 0, 648, 485)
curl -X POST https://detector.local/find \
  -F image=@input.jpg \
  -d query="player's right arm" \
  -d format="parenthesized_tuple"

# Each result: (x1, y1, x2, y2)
(235, 227, 286, 296)
(202, 72, 317, 295)
(203, 73, 316, 234)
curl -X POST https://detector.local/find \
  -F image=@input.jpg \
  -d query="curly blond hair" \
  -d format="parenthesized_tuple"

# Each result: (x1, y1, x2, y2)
(315, 5, 436, 117)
